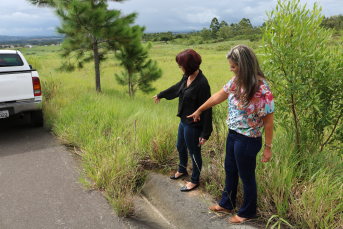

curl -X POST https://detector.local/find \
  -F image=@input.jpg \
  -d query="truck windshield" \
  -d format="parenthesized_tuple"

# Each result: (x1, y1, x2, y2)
(0, 54, 24, 67)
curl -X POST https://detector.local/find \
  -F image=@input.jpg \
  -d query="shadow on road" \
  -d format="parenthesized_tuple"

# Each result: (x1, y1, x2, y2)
(0, 114, 58, 157)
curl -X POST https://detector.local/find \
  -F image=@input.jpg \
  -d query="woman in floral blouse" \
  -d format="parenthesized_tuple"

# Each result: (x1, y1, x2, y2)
(187, 44, 274, 224)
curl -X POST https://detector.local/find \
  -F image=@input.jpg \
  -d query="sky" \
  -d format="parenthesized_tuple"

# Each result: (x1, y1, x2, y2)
(0, 0, 342, 37)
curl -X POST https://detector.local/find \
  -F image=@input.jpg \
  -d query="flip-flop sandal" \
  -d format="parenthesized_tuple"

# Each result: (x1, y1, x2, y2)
(208, 205, 232, 214)
(229, 215, 252, 224)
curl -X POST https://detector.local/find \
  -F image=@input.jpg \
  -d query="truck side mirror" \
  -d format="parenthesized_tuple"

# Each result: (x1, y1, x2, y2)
(29, 65, 33, 69)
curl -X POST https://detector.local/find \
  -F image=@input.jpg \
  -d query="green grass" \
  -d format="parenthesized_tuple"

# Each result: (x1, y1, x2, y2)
(256, 130, 343, 228)
(19, 45, 62, 56)
(35, 41, 343, 228)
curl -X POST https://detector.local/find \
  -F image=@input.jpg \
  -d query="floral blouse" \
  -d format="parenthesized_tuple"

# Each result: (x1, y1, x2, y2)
(223, 76, 274, 138)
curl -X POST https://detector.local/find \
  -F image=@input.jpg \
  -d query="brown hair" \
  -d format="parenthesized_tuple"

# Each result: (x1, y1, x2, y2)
(227, 44, 265, 105)
(175, 49, 202, 76)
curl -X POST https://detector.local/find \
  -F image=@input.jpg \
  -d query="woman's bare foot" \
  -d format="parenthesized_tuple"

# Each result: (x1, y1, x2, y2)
(209, 205, 232, 214)
(229, 215, 252, 224)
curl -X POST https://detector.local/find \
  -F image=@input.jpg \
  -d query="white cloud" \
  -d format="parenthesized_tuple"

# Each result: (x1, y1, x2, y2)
(11, 12, 40, 19)
(185, 10, 218, 24)
(1, 0, 343, 35)
(143, 8, 158, 13)
(13, 28, 44, 32)
(242, 6, 255, 15)
(223, 9, 234, 14)
(171, 6, 219, 24)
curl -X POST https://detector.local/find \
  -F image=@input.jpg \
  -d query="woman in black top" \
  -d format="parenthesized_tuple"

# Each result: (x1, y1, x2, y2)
(152, 49, 212, 191)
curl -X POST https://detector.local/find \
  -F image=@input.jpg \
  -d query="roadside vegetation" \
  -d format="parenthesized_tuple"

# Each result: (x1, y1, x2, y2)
(12, 0, 343, 228)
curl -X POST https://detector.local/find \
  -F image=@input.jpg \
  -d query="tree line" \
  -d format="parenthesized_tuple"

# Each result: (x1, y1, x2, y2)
(143, 14, 343, 44)
(321, 14, 343, 35)
(142, 17, 263, 43)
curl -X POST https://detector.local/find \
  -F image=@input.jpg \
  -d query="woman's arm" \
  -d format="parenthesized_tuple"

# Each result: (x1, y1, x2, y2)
(152, 76, 185, 103)
(159, 77, 185, 100)
(187, 88, 228, 122)
(261, 113, 274, 162)
(151, 76, 185, 103)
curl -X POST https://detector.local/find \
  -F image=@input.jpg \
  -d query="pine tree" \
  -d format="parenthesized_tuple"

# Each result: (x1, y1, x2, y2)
(27, 0, 127, 7)
(28, 0, 139, 93)
(115, 40, 162, 97)
(27, 0, 57, 7)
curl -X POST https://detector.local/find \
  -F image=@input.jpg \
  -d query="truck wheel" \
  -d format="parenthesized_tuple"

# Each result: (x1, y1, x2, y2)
(30, 110, 44, 127)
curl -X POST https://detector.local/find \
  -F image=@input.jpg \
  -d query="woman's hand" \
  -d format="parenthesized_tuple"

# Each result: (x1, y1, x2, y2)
(152, 95, 161, 104)
(187, 110, 202, 122)
(262, 147, 272, 162)
(199, 137, 207, 145)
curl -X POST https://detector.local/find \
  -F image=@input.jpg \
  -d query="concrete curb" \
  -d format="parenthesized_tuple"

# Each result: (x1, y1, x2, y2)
(136, 172, 260, 229)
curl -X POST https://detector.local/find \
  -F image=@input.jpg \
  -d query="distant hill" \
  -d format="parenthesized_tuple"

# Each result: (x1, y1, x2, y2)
(0, 35, 25, 41)
(0, 35, 63, 46)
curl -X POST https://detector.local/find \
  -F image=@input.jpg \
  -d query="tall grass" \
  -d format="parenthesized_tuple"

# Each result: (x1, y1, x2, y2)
(36, 41, 343, 227)
(256, 130, 343, 228)
(40, 63, 181, 215)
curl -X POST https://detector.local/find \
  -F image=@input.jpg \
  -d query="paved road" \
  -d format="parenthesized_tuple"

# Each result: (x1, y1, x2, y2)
(0, 115, 129, 229)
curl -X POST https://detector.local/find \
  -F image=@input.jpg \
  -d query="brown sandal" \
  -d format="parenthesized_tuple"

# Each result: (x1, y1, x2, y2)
(229, 215, 252, 224)
(208, 205, 232, 214)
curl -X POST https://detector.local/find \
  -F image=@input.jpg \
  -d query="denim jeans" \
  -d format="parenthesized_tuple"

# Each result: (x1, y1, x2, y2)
(176, 120, 202, 184)
(218, 129, 262, 218)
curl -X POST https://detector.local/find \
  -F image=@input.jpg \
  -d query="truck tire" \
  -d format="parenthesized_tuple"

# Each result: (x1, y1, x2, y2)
(30, 110, 44, 127)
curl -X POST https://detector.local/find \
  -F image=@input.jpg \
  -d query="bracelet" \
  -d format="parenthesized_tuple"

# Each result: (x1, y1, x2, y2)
(265, 143, 272, 148)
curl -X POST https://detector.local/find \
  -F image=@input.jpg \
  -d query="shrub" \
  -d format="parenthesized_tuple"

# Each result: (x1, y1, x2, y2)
(260, 0, 343, 227)
(262, 0, 343, 153)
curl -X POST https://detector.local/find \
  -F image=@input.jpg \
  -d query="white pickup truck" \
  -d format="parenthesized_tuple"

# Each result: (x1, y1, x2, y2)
(0, 50, 43, 126)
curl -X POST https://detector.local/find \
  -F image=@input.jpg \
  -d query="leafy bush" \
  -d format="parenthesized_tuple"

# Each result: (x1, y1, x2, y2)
(260, 0, 343, 227)
(262, 0, 343, 153)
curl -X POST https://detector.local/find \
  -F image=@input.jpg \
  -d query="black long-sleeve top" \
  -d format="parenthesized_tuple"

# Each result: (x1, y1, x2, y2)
(157, 69, 213, 140)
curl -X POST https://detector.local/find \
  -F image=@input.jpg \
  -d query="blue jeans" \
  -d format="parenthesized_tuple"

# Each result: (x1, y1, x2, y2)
(176, 120, 202, 184)
(219, 129, 262, 218)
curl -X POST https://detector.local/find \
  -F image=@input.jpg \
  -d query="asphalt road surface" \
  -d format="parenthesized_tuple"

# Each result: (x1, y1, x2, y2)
(0, 114, 129, 229)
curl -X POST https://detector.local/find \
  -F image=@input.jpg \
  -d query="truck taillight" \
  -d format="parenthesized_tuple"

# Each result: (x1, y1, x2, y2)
(32, 77, 42, 96)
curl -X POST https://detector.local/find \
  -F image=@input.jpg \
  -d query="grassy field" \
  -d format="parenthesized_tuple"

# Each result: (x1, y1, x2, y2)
(14, 40, 343, 228)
